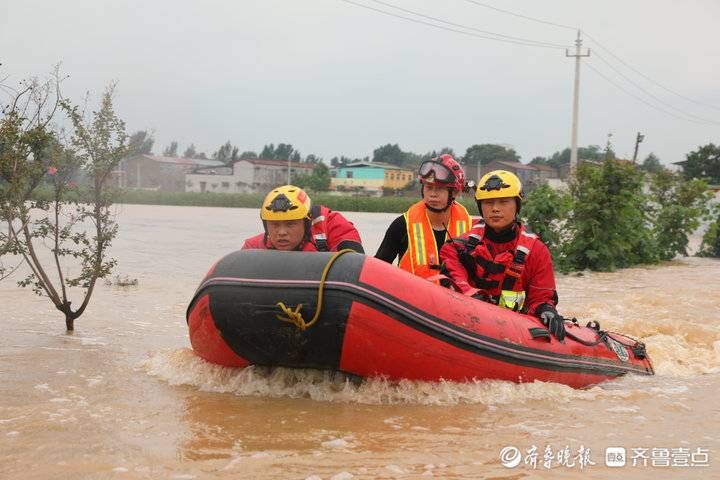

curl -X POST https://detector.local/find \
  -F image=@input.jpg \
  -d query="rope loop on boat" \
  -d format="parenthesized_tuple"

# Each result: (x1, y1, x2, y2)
(275, 249, 355, 330)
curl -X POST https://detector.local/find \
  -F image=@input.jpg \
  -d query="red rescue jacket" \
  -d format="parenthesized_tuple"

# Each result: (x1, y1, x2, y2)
(242, 205, 363, 252)
(440, 222, 557, 315)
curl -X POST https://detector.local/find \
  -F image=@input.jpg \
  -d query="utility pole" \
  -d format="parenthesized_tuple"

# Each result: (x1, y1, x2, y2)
(566, 31, 590, 174)
(287, 156, 291, 184)
(632, 132, 645, 164)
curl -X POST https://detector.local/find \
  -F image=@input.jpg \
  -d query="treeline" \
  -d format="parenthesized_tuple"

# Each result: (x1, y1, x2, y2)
(137, 129, 720, 186)
(522, 159, 720, 271)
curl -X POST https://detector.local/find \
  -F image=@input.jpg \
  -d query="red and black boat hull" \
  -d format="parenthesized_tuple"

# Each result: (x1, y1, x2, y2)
(186, 250, 653, 388)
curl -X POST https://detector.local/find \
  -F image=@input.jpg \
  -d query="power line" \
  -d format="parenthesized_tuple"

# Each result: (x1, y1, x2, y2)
(338, 0, 568, 50)
(367, 0, 569, 48)
(462, 0, 576, 31)
(591, 51, 720, 125)
(585, 60, 718, 127)
(583, 31, 720, 112)
(461, 1, 720, 114)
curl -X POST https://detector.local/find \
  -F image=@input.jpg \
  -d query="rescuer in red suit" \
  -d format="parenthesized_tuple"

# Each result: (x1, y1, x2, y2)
(242, 185, 364, 253)
(440, 170, 565, 340)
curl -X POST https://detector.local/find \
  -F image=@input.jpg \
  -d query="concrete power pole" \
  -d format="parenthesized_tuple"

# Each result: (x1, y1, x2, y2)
(632, 132, 645, 164)
(566, 31, 590, 174)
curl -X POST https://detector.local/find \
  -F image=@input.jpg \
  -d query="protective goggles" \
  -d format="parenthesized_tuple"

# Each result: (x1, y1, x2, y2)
(418, 161, 456, 183)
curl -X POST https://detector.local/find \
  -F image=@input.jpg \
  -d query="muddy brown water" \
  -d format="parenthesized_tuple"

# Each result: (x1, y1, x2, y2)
(1, 204, 718, 479)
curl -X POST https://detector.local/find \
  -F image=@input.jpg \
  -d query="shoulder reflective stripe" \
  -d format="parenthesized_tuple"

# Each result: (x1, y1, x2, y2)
(412, 222, 426, 265)
(517, 245, 530, 255)
(312, 216, 325, 225)
(456, 220, 467, 235)
(314, 233, 327, 240)
(520, 230, 537, 239)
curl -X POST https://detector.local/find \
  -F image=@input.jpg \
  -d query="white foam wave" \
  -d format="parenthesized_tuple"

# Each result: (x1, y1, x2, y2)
(140, 348, 651, 405)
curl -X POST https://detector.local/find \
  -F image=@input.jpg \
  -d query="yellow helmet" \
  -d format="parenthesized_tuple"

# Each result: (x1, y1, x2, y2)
(475, 170, 524, 203)
(260, 185, 311, 221)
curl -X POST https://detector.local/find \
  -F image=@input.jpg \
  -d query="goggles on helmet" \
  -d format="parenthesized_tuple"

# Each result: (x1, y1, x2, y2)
(418, 160, 456, 184)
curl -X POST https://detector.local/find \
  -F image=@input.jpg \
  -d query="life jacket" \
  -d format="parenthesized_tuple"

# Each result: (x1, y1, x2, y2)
(261, 204, 331, 252)
(399, 200, 471, 281)
(307, 204, 330, 252)
(461, 222, 538, 311)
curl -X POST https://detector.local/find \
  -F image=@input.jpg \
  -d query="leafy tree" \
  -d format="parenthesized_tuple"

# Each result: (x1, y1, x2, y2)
(213, 141, 239, 165)
(640, 152, 664, 174)
(183, 144, 197, 158)
(462, 144, 520, 168)
(305, 154, 321, 164)
(1, 76, 128, 331)
(163, 141, 178, 157)
(546, 145, 606, 169)
(239, 151, 257, 160)
(128, 130, 154, 155)
(295, 162, 331, 191)
(260, 143, 275, 159)
(522, 184, 572, 262)
(1, 76, 61, 281)
(260, 143, 300, 162)
(372, 143, 405, 166)
(680, 143, 720, 184)
(562, 160, 657, 271)
(276, 143, 296, 161)
(530, 156, 548, 165)
(649, 171, 711, 260)
(698, 204, 720, 258)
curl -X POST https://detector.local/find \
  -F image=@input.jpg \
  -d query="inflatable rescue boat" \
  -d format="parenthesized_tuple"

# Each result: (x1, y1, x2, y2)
(186, 250, 654, 388)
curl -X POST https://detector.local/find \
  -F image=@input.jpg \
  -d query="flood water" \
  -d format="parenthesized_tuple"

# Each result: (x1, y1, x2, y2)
(1, 204, 719, 479)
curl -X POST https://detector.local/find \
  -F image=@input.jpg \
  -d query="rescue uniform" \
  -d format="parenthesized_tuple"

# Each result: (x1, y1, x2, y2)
(440, 221, 556, 315)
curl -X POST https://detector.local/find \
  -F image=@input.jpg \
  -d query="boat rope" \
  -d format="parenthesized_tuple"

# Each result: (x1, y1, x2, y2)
(275, 249, 355, 330)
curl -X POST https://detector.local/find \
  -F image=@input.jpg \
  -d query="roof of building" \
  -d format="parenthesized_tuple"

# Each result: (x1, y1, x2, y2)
(339, 161, 410, 170)
(531, 163, 558, 172)
(234, 158, 316, 169)
(191, 166, 233, 175)
(488, 160, 539, 171)
(129, 154, 224, 167)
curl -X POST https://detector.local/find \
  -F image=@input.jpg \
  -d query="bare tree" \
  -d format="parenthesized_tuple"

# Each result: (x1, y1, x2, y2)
(1, 68, 128, 331)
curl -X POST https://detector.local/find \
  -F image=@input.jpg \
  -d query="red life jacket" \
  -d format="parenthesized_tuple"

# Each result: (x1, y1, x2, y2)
(464, 222, 539, 299)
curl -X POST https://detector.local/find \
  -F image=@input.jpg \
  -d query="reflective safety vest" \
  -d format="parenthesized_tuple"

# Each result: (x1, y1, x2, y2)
(464, 223, 539, 311)
(399, 200, 471, 281)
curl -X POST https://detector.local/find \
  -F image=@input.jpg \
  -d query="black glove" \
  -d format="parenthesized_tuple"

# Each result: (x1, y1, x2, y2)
(536, 304, 566, 341)
(471, 291, 495, 304)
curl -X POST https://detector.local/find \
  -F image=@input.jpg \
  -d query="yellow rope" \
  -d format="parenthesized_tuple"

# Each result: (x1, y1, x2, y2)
(275, 249, 356, 330)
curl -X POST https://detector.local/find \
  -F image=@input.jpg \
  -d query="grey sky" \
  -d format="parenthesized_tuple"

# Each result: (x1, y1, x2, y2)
(2, 0, 719, 166)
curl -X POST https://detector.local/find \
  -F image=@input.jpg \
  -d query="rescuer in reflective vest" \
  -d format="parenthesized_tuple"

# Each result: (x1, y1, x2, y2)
(375, 154, 471, 282)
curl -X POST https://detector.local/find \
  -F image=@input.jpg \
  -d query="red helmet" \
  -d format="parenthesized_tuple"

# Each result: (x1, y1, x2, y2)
(418, 154, 465, 193)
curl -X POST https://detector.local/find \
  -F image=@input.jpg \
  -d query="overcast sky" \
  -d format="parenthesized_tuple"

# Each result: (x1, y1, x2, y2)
(2, 0, 719, 166)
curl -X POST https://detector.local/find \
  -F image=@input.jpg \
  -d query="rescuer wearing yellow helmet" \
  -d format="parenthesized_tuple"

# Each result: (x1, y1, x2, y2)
(242, 185, 364, 253)
(440, 170, 565, 341)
